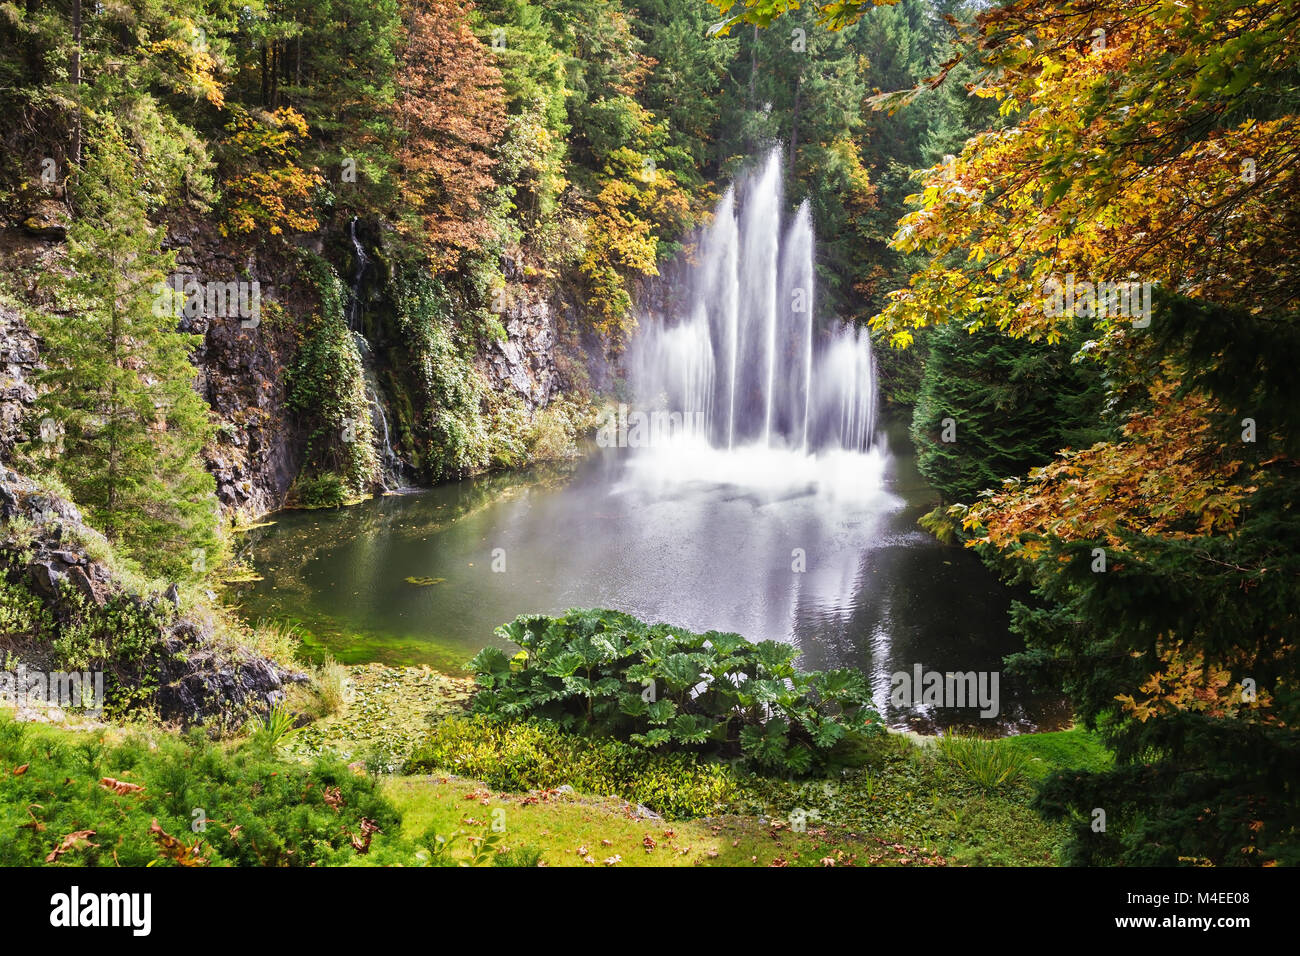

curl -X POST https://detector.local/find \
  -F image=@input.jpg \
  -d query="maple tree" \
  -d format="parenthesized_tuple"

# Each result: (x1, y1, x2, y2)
(220, 105, 322, 236)
(870, 2, 1300, 864)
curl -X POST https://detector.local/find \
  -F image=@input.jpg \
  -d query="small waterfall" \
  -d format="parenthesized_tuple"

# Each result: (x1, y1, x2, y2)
(630, 146, 878, 456)
(347, 217, 370, 332)
(346, 217, 406, 491)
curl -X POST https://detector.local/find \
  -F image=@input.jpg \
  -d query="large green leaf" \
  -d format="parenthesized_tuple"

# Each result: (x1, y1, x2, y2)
(660, 653, 703, 692)
(630, 729, 672, 749)
(467, 646, 514, 687)
(669, 714, 715, 745)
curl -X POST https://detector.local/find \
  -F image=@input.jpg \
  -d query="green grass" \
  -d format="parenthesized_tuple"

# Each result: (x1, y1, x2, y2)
(936, 732, 1037, 791)
(0, 680, 1116, 868)
(397, 716, 1114, 866)
(997, 727, 1113, 779)
(738, 736, 1065, 866)
(384, 775, 940, 867)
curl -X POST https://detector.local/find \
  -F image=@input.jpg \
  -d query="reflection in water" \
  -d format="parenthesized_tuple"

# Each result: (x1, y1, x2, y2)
(232, 422, 1069, 734)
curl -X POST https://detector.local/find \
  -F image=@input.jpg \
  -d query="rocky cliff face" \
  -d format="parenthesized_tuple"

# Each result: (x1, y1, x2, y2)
(483, 291, 561, 407)
(0, 301, 39, 459)
(0, 215, 581, 526)
(0, 224, 308, 727)
(163, 222, 307, 522)
(0, 467, 307, 728)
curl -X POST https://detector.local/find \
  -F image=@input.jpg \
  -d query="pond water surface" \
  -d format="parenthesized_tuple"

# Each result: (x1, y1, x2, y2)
(231, 418, 1068, 734)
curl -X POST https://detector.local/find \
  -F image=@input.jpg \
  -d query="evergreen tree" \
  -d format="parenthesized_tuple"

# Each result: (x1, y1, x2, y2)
(911, 322, 1107, 504)
(993, 297, 1300, 865)
(24, 123, 219, 581)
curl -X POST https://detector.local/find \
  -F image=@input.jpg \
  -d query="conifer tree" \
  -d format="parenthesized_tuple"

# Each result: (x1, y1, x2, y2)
(25, 122, 219, 581)
(911, 322, 1107, 504)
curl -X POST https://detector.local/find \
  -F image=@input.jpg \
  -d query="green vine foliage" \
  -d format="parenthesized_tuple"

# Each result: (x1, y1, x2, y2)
(468, 609, 883, 775)
(286, 251, 379, 500)
(0, 577, 169, 716)
(389, 268, 494, 479)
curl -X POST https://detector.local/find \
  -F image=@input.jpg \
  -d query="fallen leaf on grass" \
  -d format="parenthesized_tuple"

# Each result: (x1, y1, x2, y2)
(99, 777, 145, 796)
(150, 820, 207, 867)
(46, 830, 97, 863)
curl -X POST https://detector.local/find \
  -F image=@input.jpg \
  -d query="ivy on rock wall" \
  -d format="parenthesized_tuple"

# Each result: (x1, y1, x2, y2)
(286, 252, 379, 506)
(389, 268, 494, 478)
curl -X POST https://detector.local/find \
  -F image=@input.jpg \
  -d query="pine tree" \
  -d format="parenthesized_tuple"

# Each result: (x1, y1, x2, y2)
(25, 122, 220, 582)
(911, 322, 1106, 504)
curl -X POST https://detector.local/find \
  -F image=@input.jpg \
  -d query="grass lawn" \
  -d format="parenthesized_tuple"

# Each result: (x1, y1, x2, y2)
(384, 774, 952, 867)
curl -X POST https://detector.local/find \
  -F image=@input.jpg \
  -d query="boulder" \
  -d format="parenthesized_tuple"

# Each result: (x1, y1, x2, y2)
(21, 200, 69, 240)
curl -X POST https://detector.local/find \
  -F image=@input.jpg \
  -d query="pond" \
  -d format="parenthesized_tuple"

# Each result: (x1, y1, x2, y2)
(230, 416, 1069, 734)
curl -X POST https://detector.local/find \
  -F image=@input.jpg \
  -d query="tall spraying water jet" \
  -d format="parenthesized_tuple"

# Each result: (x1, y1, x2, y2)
(630, 146, 877, 457)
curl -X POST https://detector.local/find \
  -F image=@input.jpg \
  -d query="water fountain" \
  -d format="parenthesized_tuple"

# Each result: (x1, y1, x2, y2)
(627, 146, 882, 498)
(238, 154, 1039, 731)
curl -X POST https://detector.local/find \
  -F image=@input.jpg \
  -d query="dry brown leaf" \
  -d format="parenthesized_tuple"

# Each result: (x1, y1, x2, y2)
(99, 777, 145, 796)
(46, 829, 97, 863)
(149, 819, 207, 867)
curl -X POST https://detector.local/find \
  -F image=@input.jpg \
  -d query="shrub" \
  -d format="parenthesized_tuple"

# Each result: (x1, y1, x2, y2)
(405, 715, 739, 818)
(291, 473, 349, 509)
(468, 609, 883, 775)
(0, 577, 170, 716)
(0, 716, 410, 867)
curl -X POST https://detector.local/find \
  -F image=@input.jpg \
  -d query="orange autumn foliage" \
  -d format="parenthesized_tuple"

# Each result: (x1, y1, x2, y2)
(394, 0, 506, 271)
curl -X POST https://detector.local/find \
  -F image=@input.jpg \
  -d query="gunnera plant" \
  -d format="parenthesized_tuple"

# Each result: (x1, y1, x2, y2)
(467, 608, 883, 775)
